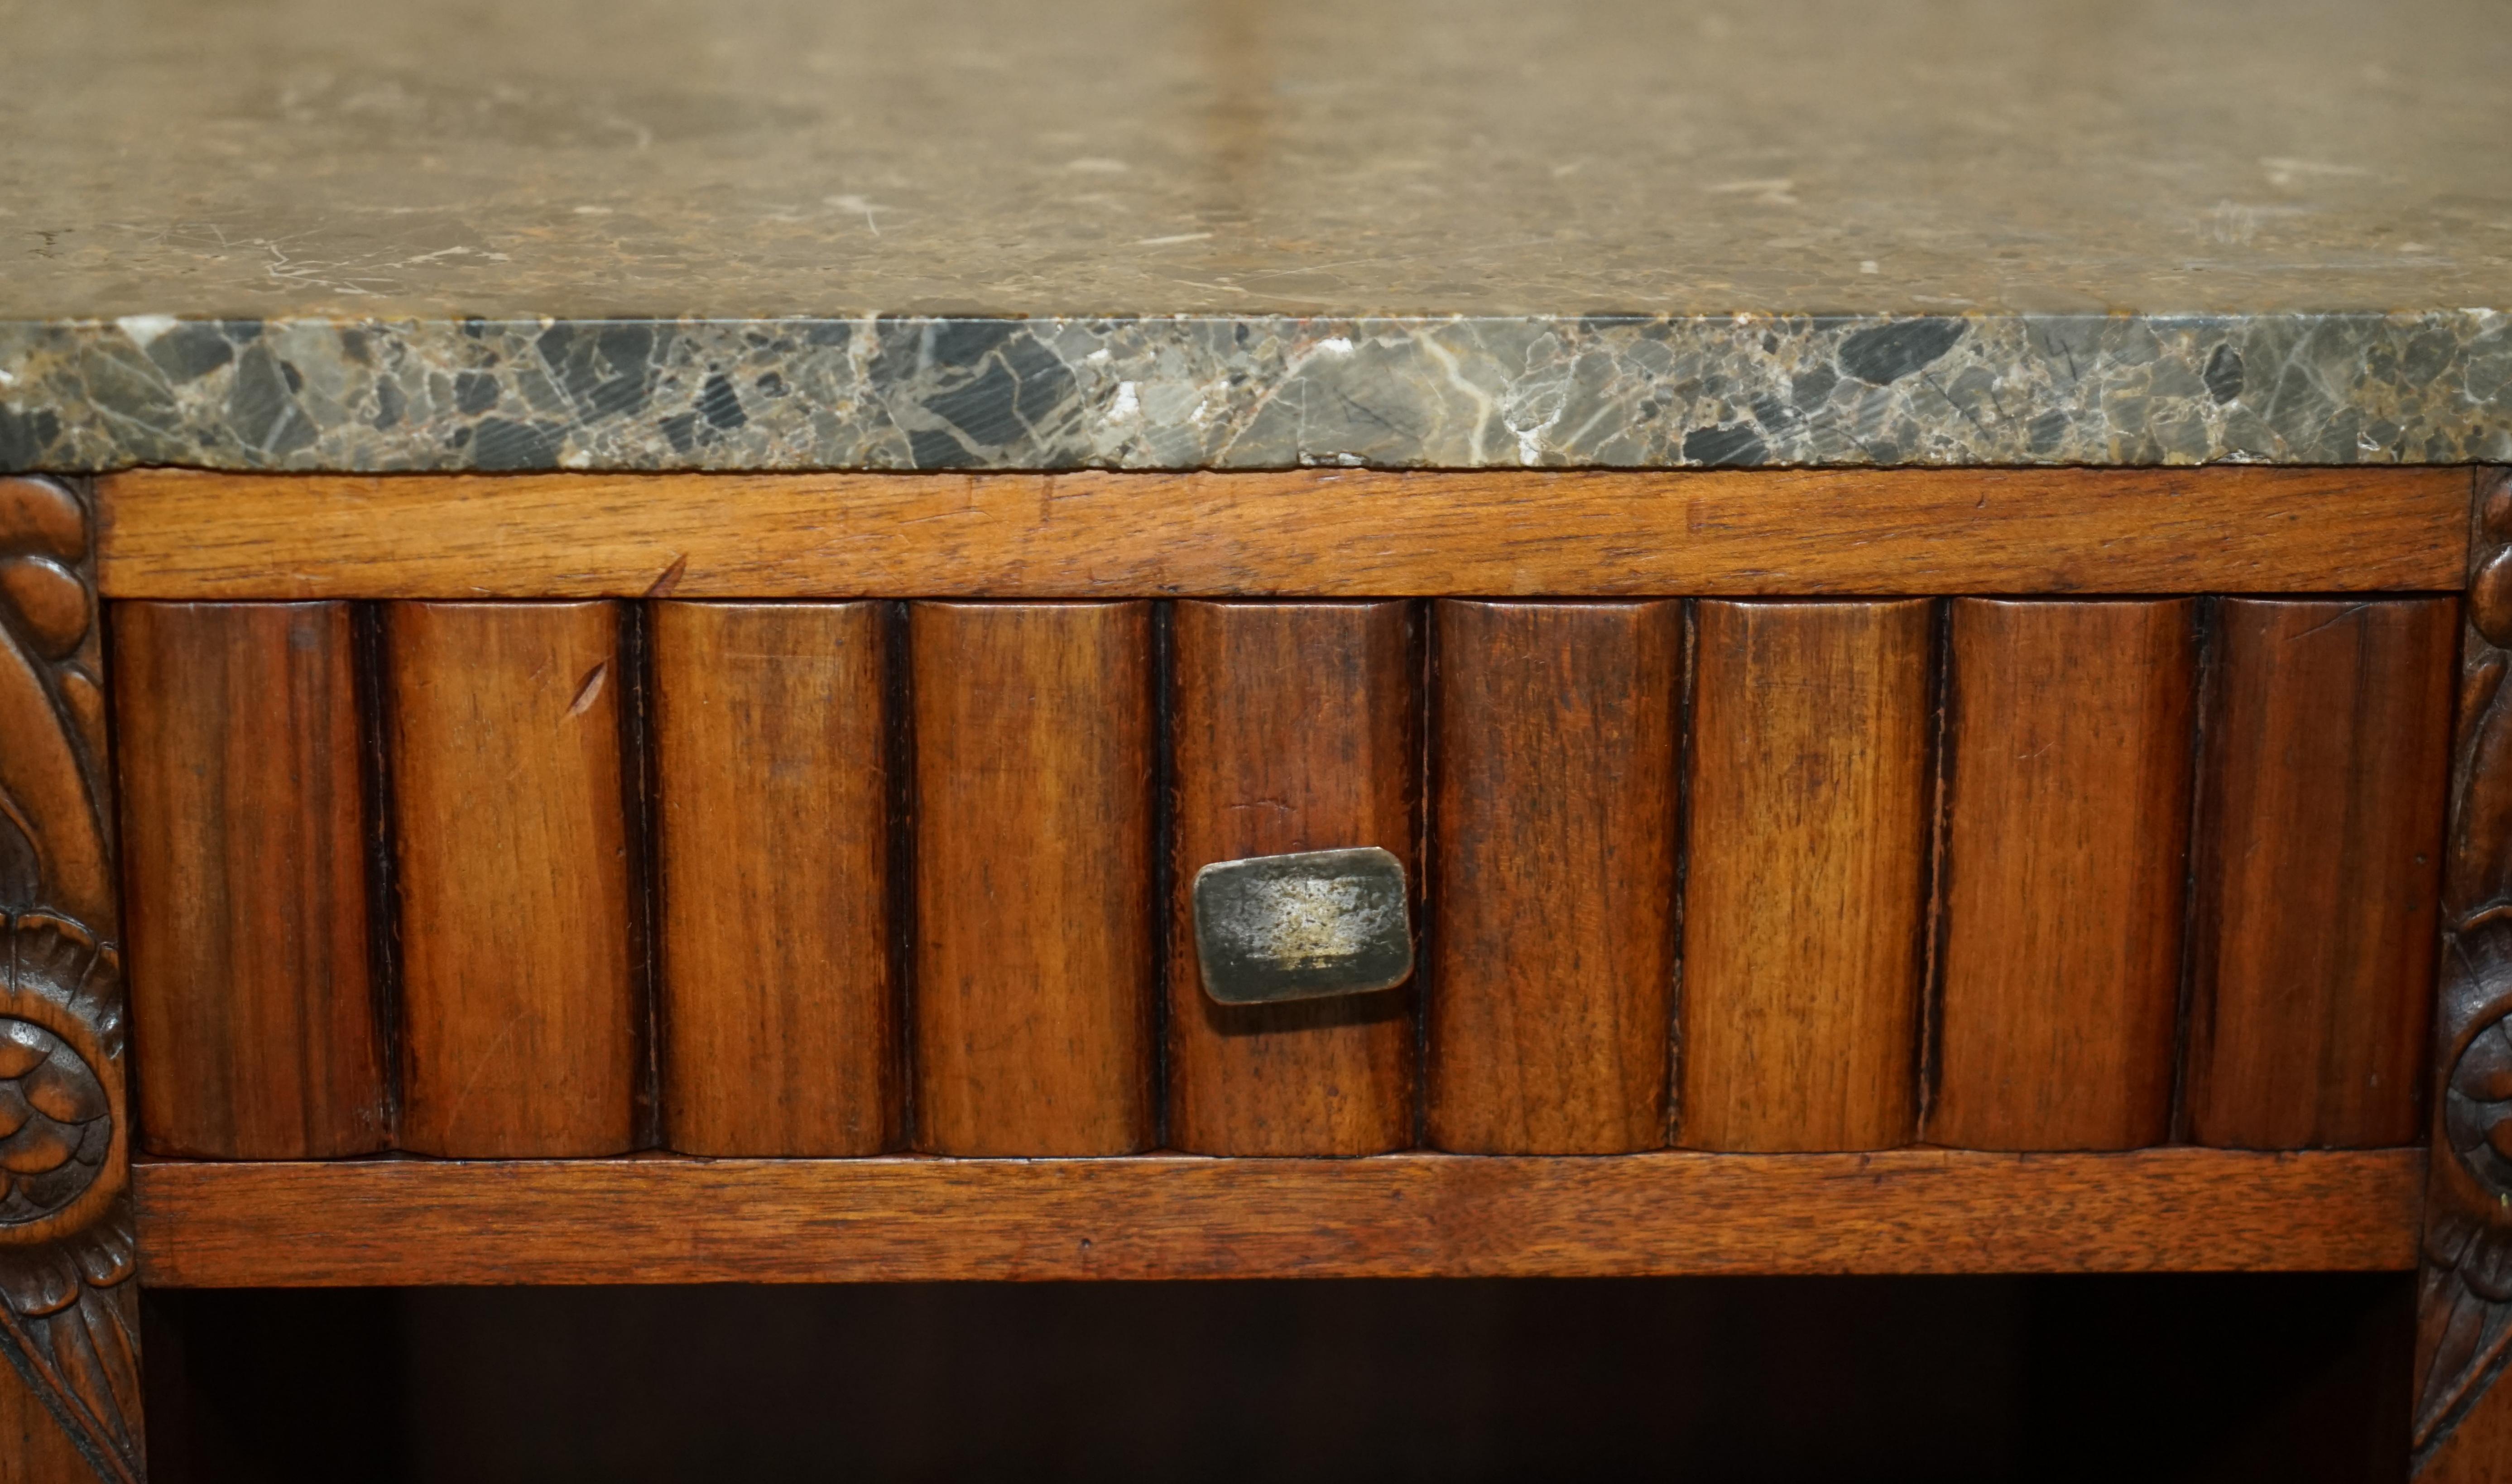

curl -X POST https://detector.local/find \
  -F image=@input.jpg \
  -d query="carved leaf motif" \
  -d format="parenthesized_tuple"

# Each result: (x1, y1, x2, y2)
(2453, 689, 2512, 924)
(2419, 469, 2512, 1470)
(0, 577, 106, 927)
(0, 1204, 142, 1484)
(0, 478, 139, 1482)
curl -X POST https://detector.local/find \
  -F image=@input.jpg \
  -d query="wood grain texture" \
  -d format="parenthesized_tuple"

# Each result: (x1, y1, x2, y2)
(910, 602, 1154, 1156)
(2425, 1374, 2512, 1483)
(1168, 601, 1417, 1156)
(389, 602, 639, 1157)
(0, 1363, 93, 1484)
(2185, 597, 2456, 1150)
(1680, 600, 1931, 1153)
(94, 467, 2467, 598)
(113, 601, 387, 1160)
(1427, 601, 1679, 1154)
(1931, 599, 2197, 1152)
(131, 1148, 2425, 1287)
(652, 602, 896, 1157)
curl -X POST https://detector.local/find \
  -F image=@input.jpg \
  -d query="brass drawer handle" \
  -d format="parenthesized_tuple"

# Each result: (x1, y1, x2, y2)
(1190, 847, 1414, 1005)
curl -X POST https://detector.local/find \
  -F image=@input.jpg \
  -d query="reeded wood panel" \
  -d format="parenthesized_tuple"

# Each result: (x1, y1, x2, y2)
(114, 602, 387, 1159)
(1427, 600, 1679, 1154)
(1168, 601, 1417, 1156)
(910, 602, 1155, 1156)
(653, 603, 896, 1157)
(389, 602, 639, 1157)
(1680, 600, 1931, 1153)
(2186, 598, 2456, 1149)
(1931, 599, 2196, 1152)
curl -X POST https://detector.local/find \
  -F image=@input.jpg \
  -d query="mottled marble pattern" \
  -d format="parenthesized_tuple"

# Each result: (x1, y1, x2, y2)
(2, 313, 2505, 472)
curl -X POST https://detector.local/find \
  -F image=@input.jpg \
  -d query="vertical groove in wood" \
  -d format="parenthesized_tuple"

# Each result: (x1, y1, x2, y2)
(619, 601, 661, 1152)
(2185, 597, 2456, 1149)
(388, 601, 638, 1157)
(1167, 601, 1418, 1156)
(1413, 600, 1437, 1151)
(909, 601, 1155, 1156)
(114, 601, 387, 1159)
(1149, 600, 1177, 1151)
(652, 602, 897, 1157)
(1916, 599, 1955, 1133)
(882, 601, 918, 1149)
(1669, 600, 1698, 1147)
(1678, 600, 1931, 1153)
(1930, 599, 2197, 1152)
(352, 602, 406, 1149)
(1426, 600, 1680, 1154)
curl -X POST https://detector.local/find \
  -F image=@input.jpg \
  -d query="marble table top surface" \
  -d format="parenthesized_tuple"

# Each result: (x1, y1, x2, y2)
(5, 0, 2509, 471)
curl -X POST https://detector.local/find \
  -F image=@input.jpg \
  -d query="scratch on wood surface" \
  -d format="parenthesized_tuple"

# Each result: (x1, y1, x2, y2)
(567, 661, 609, 718)
(643, 553, 689, 598)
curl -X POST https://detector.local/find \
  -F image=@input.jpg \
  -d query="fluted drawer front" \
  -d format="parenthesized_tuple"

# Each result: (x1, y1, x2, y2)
(115, 601, 385, 1160)
(389, 601, 641, 1159)
(907, 601, 1157, 1157)
(115, 595, 2458, 1160)
(652, 601, 897, 1157)
(1680, 600, 1932, 1154)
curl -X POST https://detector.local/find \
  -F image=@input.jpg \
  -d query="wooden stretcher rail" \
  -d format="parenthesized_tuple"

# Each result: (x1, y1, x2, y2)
(132, 1148, 2423, 1287)
(93, 467, 2471, 598)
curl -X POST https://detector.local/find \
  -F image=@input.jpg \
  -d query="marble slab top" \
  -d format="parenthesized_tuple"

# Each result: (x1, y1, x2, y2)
(5, 0, 2509, 472)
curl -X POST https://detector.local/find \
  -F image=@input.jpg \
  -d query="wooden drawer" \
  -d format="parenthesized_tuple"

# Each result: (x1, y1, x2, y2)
(107, 588, 2458, 1167)
(4, 464, 2507, 1474)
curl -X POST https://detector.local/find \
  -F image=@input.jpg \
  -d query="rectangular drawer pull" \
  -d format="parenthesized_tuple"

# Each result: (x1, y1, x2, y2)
(1191, 847, 1414, 1005)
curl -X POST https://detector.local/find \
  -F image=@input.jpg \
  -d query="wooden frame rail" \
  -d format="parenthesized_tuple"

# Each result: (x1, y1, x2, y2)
(95, 467, 2467, 598)
(133, 1149, 2421, 1287)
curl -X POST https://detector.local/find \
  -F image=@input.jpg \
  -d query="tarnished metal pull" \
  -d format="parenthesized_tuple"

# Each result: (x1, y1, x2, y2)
(1190, 846, 1414, 1005)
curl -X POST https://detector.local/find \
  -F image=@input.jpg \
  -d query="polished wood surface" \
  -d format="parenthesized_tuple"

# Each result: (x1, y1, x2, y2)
(2424, 1374, 2512, 1483)
(1931, 600, 2197, 1151)
(2185, 597, 2456, 1150)
(1427, 601, 1679, 1154)
(653, 602, 896, 1156)
(1168, 601, 1417, 1155)
(114, 601, 387, 1159)
(389, 602, 640, 1157)
(0, 1364, 92, 1484)
(132, 1148, 2423, 1287)
(909, 602, 1156, 1156)
(95, 467, 2467, 598)
(1680, 600, 1931, 1153)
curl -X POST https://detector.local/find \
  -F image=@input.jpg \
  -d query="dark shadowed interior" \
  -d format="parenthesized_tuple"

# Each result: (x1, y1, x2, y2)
(145, 1272, 2411, 1484)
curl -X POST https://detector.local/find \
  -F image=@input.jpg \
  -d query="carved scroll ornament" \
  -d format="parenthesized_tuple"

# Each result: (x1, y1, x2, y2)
(0, 477, 140, 1481)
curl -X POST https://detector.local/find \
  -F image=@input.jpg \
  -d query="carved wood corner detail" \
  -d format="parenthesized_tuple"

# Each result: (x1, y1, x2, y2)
(0, 477, 140, 1482)
(2420, 468, 2512, 1469)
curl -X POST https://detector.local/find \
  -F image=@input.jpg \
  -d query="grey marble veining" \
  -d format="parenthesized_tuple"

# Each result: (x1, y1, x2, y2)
(5, 312, 2507, 472)
(4, 0, 2510, 472)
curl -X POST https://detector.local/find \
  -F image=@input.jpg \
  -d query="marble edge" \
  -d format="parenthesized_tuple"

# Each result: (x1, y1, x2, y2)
(3, 311, 2507, 474)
